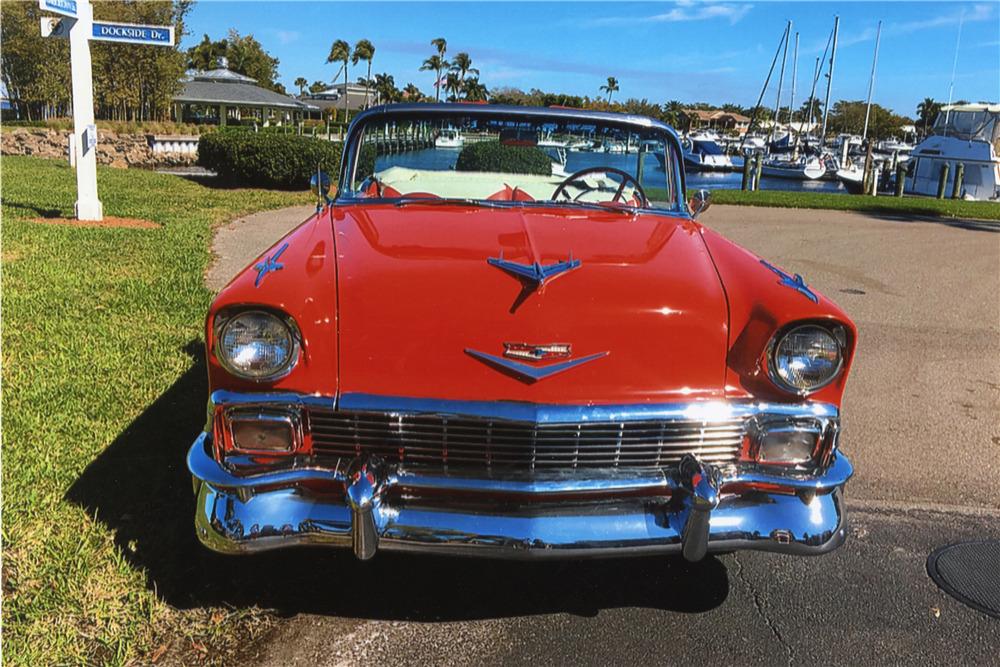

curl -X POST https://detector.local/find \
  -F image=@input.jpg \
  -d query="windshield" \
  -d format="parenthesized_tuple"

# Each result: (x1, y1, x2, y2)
(931, 110, 999, 143)
(341, 111, 681, 212)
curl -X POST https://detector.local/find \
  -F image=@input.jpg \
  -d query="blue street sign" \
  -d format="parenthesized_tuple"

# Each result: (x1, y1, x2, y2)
(38, 0, 77, 18)
(91, 21, 174, 46)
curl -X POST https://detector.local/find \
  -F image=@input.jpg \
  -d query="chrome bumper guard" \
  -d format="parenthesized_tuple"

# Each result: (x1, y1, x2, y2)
(188, 432, 853, 561)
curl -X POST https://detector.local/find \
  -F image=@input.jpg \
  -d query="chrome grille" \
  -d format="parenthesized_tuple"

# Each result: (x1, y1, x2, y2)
(308, 409, 745, 470)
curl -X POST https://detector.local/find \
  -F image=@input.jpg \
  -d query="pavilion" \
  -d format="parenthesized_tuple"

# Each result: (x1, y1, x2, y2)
(172, 65, 319, 126)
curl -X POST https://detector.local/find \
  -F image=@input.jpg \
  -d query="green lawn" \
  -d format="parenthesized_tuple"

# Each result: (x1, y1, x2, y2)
(1, 157, 309, 665)
(702, 188, 1000, 221)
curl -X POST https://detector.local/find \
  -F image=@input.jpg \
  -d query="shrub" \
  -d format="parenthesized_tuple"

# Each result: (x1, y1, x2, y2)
(455, 141, 552, 176)
(198, 132, 342, 188)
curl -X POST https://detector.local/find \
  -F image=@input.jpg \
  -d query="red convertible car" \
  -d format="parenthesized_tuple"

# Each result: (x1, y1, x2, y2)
(189, 104, 855, 561)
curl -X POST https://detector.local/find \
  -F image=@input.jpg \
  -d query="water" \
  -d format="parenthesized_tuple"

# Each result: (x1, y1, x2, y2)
(375, 148, 846, 194)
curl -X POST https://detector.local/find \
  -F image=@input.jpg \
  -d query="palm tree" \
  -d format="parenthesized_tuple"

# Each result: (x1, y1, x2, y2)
(463, 77, 488, 102)
(599, 76, 619, 104)
(352, 39, 375, 108)
(403, 83, 423, 102)
(294, 77, 308, 95)
(444, 72, 462, 102)
(450, 52, 479, 89)
(374, 73, 398, 104)
(662, 99, 684, 127)
(916, 97, 941, 136)
(431, 37, 447, 58)
(420, 54, 449, 102)
(326, 39, 351, 122)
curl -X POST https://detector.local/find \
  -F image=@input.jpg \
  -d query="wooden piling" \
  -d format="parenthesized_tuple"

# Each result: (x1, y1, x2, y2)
(741, 155, 752, 190)
(895, 163, 906, 197)
(951, 163, 964, 199)
(936, 163, 950, 199)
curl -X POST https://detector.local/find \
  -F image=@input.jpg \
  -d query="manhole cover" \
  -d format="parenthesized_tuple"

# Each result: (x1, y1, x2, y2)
(927, 540, 1000, 618)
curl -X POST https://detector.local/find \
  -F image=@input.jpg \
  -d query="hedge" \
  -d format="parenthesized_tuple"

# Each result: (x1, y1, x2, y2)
(455, 141, 552, 176)
(198, 132, 343, 188)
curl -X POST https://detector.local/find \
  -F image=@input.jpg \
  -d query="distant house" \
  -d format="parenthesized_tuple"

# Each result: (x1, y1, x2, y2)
(681, 109, 751, 135)
(172, 64, 319, 126)
(299, 83, 370, 118)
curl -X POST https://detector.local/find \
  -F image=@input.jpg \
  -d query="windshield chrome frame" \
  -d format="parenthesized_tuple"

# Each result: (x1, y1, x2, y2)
(335, 103, 688, 215)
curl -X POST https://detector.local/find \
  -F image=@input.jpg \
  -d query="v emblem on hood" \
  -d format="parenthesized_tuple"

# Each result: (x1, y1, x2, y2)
(487, 251, 581, 288)
(465, 348, 608, 384)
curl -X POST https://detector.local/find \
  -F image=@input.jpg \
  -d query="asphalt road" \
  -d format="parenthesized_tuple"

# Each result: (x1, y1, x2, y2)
(208, 204, 1000, 666)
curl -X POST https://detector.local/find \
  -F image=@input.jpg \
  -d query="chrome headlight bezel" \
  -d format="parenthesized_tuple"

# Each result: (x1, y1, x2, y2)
(767, 323, 846, 396)
(213, 309, 301, 382)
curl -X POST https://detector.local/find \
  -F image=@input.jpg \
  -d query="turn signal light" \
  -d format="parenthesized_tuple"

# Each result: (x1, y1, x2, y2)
(752, 419, 823, 466)
(227, 409, 301, 454)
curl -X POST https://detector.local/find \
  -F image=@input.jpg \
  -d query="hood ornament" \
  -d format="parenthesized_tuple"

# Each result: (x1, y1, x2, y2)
(503, 342, 571, 361)
(254, 242, 289, 288)
(760, 259, 818, 303)
(465, 346, 608, 384)
(487, 251, 581, 288)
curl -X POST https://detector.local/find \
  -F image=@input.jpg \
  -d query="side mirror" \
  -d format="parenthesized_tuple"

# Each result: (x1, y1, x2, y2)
(310, 171, 335, 206)
(688, 189, 711, 218)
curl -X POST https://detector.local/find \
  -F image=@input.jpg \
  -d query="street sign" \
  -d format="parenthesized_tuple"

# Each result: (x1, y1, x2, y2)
(38, 0, 77, 18)
(91, 21, 174, 47)
(37, 0, 177, 221)
(40, 16, 71, 39)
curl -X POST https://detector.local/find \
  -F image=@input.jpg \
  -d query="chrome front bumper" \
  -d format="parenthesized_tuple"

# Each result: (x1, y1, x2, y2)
(188, 432, 853, 561)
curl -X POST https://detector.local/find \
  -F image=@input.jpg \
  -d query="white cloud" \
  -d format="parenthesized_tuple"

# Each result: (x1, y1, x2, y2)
(826, 2, 997, 52)
(275, 30, 300, 45)
(586, 2, 752, 28)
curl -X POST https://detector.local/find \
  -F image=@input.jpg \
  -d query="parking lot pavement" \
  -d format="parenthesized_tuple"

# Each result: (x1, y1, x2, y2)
(207, 205, 1000, 665)
(254, 503, 1000, 667)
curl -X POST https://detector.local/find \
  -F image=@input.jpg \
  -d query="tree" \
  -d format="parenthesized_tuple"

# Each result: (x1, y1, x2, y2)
(798, 95, 824, 124)
(828, 100, 905, 140)
(431, 37, 447, 59)
(186, 29, 283, 92)
(352, 38, 375, 108)
(294, 77, 308, 95)
(661, 99, 684, 126)
(420, 54, 449, 102)
(600, 76, 619, 103)
(309, 80, 327, 94)
(449, 52, 479, 89)
(373, 73, 398, 104)
(463, 77, 488, 102)
(402, 83, 424, 101)
(916, 97, 942, 136)
(444, 72, 462, 102)
(327, 39, 351, 122)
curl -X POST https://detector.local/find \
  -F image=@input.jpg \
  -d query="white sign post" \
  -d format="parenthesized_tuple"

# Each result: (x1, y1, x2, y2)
(39, 0, 174, 221)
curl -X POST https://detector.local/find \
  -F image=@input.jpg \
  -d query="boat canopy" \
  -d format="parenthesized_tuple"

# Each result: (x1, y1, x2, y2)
(932, 106, 1000, 144)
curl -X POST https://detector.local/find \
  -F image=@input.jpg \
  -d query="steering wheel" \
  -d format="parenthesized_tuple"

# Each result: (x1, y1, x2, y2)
(551, 166, 649, 207)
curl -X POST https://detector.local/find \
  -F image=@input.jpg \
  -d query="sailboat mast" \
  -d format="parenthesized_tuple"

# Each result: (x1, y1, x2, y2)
(772, 20, 791, 139)
(862, 20, 883, 142)
(788, 32, 799, 142)
(820, 15, 839, 146)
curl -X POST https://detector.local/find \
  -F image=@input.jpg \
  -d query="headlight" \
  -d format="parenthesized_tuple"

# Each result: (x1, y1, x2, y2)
(769, 324, 843, 394)
(216, 310, 299, 380)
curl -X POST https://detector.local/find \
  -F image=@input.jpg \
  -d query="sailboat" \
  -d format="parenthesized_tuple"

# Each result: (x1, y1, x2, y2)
(836, 21, 882, 194)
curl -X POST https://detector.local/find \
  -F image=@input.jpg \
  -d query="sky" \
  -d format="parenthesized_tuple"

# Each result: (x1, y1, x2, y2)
(181, 1, 1000, 117)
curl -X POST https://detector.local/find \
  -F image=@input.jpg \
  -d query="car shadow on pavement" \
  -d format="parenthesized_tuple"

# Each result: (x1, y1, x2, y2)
(65, 340, 729, 620)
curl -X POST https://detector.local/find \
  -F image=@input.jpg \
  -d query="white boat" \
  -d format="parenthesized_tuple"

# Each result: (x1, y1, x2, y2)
(761, 153, 826, 180)
(681, 136, 735, 171)
(877, 137, 914, 154)
(907, 104, 1000, 200)
(435, 128, 464, 149)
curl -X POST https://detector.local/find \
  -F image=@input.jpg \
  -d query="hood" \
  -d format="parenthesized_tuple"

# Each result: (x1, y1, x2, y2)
(332, 204, 729, 404)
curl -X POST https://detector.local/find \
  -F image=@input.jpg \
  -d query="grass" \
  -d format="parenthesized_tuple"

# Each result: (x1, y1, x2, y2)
(1, 156, 310, 665)
(701, 188, 1000, 221)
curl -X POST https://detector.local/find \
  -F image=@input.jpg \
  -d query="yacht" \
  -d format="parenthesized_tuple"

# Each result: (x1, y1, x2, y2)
(907, 104, 1000, 200)
(761, 152, 827, 180)
(681, 135, 735, 171)
(435, 128, 464, 149)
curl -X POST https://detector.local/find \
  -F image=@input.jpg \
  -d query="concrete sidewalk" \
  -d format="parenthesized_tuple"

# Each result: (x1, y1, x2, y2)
(205, 204, 316, 292)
